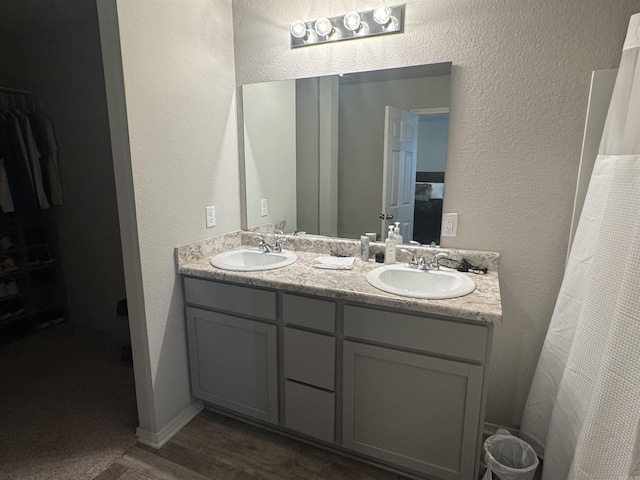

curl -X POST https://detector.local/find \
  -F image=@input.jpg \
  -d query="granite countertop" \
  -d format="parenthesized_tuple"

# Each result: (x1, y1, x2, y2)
(177, 232, 502, 324)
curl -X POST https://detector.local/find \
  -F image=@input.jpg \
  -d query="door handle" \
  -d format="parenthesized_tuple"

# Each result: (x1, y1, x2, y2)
(379, 213, 394, 220)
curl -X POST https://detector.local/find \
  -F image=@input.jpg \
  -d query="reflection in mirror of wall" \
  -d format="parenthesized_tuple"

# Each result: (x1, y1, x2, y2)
(241, 62, 451, 245)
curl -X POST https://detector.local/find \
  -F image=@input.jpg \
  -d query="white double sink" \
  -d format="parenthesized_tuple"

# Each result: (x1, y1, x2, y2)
(365, 263, 476, 300)
(210, 248, 298, 272)
(210, 248, 475, 299)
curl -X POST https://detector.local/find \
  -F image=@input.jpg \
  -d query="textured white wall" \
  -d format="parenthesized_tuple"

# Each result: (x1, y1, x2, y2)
(295, 78, 321, 234)
(113, 0, 240, 431)
(232, 0, 639, 427)
(244, 80, 297, 230)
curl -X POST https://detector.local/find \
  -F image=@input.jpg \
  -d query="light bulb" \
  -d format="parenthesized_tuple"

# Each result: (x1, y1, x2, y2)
(314, 17, 333, 37)
(383, 16, 399, 31)
(343, 11, 361, 31)
(373, 5, 392, 25)
(327, 28, 342, 41)
(355, 21, 369, 36)
(304, 29, 318, 44)
(289, 20, 307, 39)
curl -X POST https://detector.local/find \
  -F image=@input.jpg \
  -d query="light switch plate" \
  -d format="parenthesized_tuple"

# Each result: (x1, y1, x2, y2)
(441, 213, 458, 237)
(206, 206, 216, 228)
(261, 199, 268, 217)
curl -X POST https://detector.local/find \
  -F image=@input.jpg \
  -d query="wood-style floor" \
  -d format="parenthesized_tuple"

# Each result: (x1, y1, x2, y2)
(93, 409, 413, 480)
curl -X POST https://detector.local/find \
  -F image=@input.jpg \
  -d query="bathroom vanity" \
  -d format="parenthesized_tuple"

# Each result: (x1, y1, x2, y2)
(177, 233, 501, 480)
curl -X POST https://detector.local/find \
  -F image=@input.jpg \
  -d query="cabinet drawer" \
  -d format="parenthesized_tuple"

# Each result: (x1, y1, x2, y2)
(285, 380, 335, 443)
(283, 294, 335, 332)
(344, 305, 488, 362)
(284, 327, 335, 390)
(184, 277, 276, 321)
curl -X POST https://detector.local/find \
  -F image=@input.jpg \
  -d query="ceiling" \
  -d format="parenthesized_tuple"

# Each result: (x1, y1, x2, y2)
(0, 0, 98, 40)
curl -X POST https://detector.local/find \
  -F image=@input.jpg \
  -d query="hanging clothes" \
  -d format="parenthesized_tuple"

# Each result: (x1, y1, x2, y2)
(0, 162, 14, 213)
(0, 90, 63, 213)
(521, 12, 640, 480)
(33, 113, 63, 206)
(0, 116, 15, 213)
(15, 110, 50, 209)
(0, 113, 38, 213)
(28, 113, 51, 203)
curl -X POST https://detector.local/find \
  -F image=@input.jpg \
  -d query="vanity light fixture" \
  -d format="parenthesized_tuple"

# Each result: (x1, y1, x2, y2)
(290, 4, 404, 48)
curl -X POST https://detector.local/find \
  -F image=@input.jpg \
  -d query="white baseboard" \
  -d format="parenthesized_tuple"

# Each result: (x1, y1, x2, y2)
(483, 421, 520, 437)
(136, 399, 203, 449)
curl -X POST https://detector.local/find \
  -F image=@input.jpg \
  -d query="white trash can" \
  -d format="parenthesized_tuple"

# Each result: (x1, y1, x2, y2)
(482, 429, 539, 480)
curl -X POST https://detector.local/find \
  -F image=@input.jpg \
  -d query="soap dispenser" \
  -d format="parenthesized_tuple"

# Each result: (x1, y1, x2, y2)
(384, 225, 396, 264)
(393, 222, 403, 245)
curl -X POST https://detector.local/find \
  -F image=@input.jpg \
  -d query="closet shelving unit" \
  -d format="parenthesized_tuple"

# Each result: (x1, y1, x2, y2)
(0, 212, 67, 343)
(0, 87, 67, 344)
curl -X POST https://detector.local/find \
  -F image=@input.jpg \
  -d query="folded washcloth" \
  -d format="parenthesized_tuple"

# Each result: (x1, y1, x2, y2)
(313, 256, 356, 270)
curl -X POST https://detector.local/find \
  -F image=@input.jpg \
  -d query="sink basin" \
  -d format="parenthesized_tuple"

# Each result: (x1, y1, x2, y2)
(210, 248, 297, 272)
(366, 264, 476, 299)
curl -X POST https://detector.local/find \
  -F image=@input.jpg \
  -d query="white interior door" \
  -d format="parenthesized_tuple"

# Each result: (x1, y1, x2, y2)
(381, 106, 419, 242)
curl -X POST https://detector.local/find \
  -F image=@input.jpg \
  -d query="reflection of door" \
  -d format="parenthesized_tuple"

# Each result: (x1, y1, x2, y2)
(381, 106, 418, 242)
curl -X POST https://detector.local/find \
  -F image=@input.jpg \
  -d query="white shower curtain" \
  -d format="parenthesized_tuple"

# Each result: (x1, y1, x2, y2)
(521, 12, 640, 480)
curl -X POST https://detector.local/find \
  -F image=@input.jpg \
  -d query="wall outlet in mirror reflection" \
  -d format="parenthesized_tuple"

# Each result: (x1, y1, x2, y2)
(441, 213, 458, 237)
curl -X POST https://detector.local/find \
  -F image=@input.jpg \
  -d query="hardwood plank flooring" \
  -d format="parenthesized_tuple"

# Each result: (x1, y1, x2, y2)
(96, 410, 411, 480)
(93, 463, 129, 480)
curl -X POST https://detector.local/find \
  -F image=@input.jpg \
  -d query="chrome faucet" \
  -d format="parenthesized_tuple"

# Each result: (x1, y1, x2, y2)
(401, 249, 419, 268)
(257, 237, 274, 253)
(429, 252, 449, 270)
(401, 249, 448, 270)
(273, 237, 287, 253)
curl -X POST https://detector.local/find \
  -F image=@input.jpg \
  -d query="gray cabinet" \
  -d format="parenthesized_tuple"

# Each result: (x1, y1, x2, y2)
(343, 305, 487, 362)
(284, 380, 335, 443)
(183, 277, 492, 480)
(184, 276, 276, 320)
(185, 306, 278, 424)
(343, 341, 483, 480)
(284, 327, 335, 390)
(283, 293, 335, 332)
(282, 294, 337, 442)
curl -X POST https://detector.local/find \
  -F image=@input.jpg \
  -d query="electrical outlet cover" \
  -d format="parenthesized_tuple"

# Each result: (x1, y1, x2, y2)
(206, 206, 216, 228)
(441, 213, 458, 237)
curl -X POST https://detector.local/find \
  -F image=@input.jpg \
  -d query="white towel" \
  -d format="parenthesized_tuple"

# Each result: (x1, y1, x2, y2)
(313, 256, 355, 270)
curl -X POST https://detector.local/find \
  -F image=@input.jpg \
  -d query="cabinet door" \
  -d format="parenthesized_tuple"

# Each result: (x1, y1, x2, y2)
(186, 307, 278, 424)
(343, 341, 483, 480)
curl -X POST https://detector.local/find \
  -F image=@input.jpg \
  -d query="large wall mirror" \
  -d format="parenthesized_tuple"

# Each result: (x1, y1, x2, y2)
(241, 62, 451, 245)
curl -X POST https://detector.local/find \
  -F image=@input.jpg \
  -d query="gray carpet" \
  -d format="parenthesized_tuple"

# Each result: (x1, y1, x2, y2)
(0, 322, 138, 479)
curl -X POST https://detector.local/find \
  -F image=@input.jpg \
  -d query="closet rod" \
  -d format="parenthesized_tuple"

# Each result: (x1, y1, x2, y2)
(0, 86, 34, 95)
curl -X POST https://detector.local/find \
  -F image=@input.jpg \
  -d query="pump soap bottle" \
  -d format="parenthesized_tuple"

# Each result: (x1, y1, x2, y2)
(393, 222, 403, 245)
(384, 225, 396, 264)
